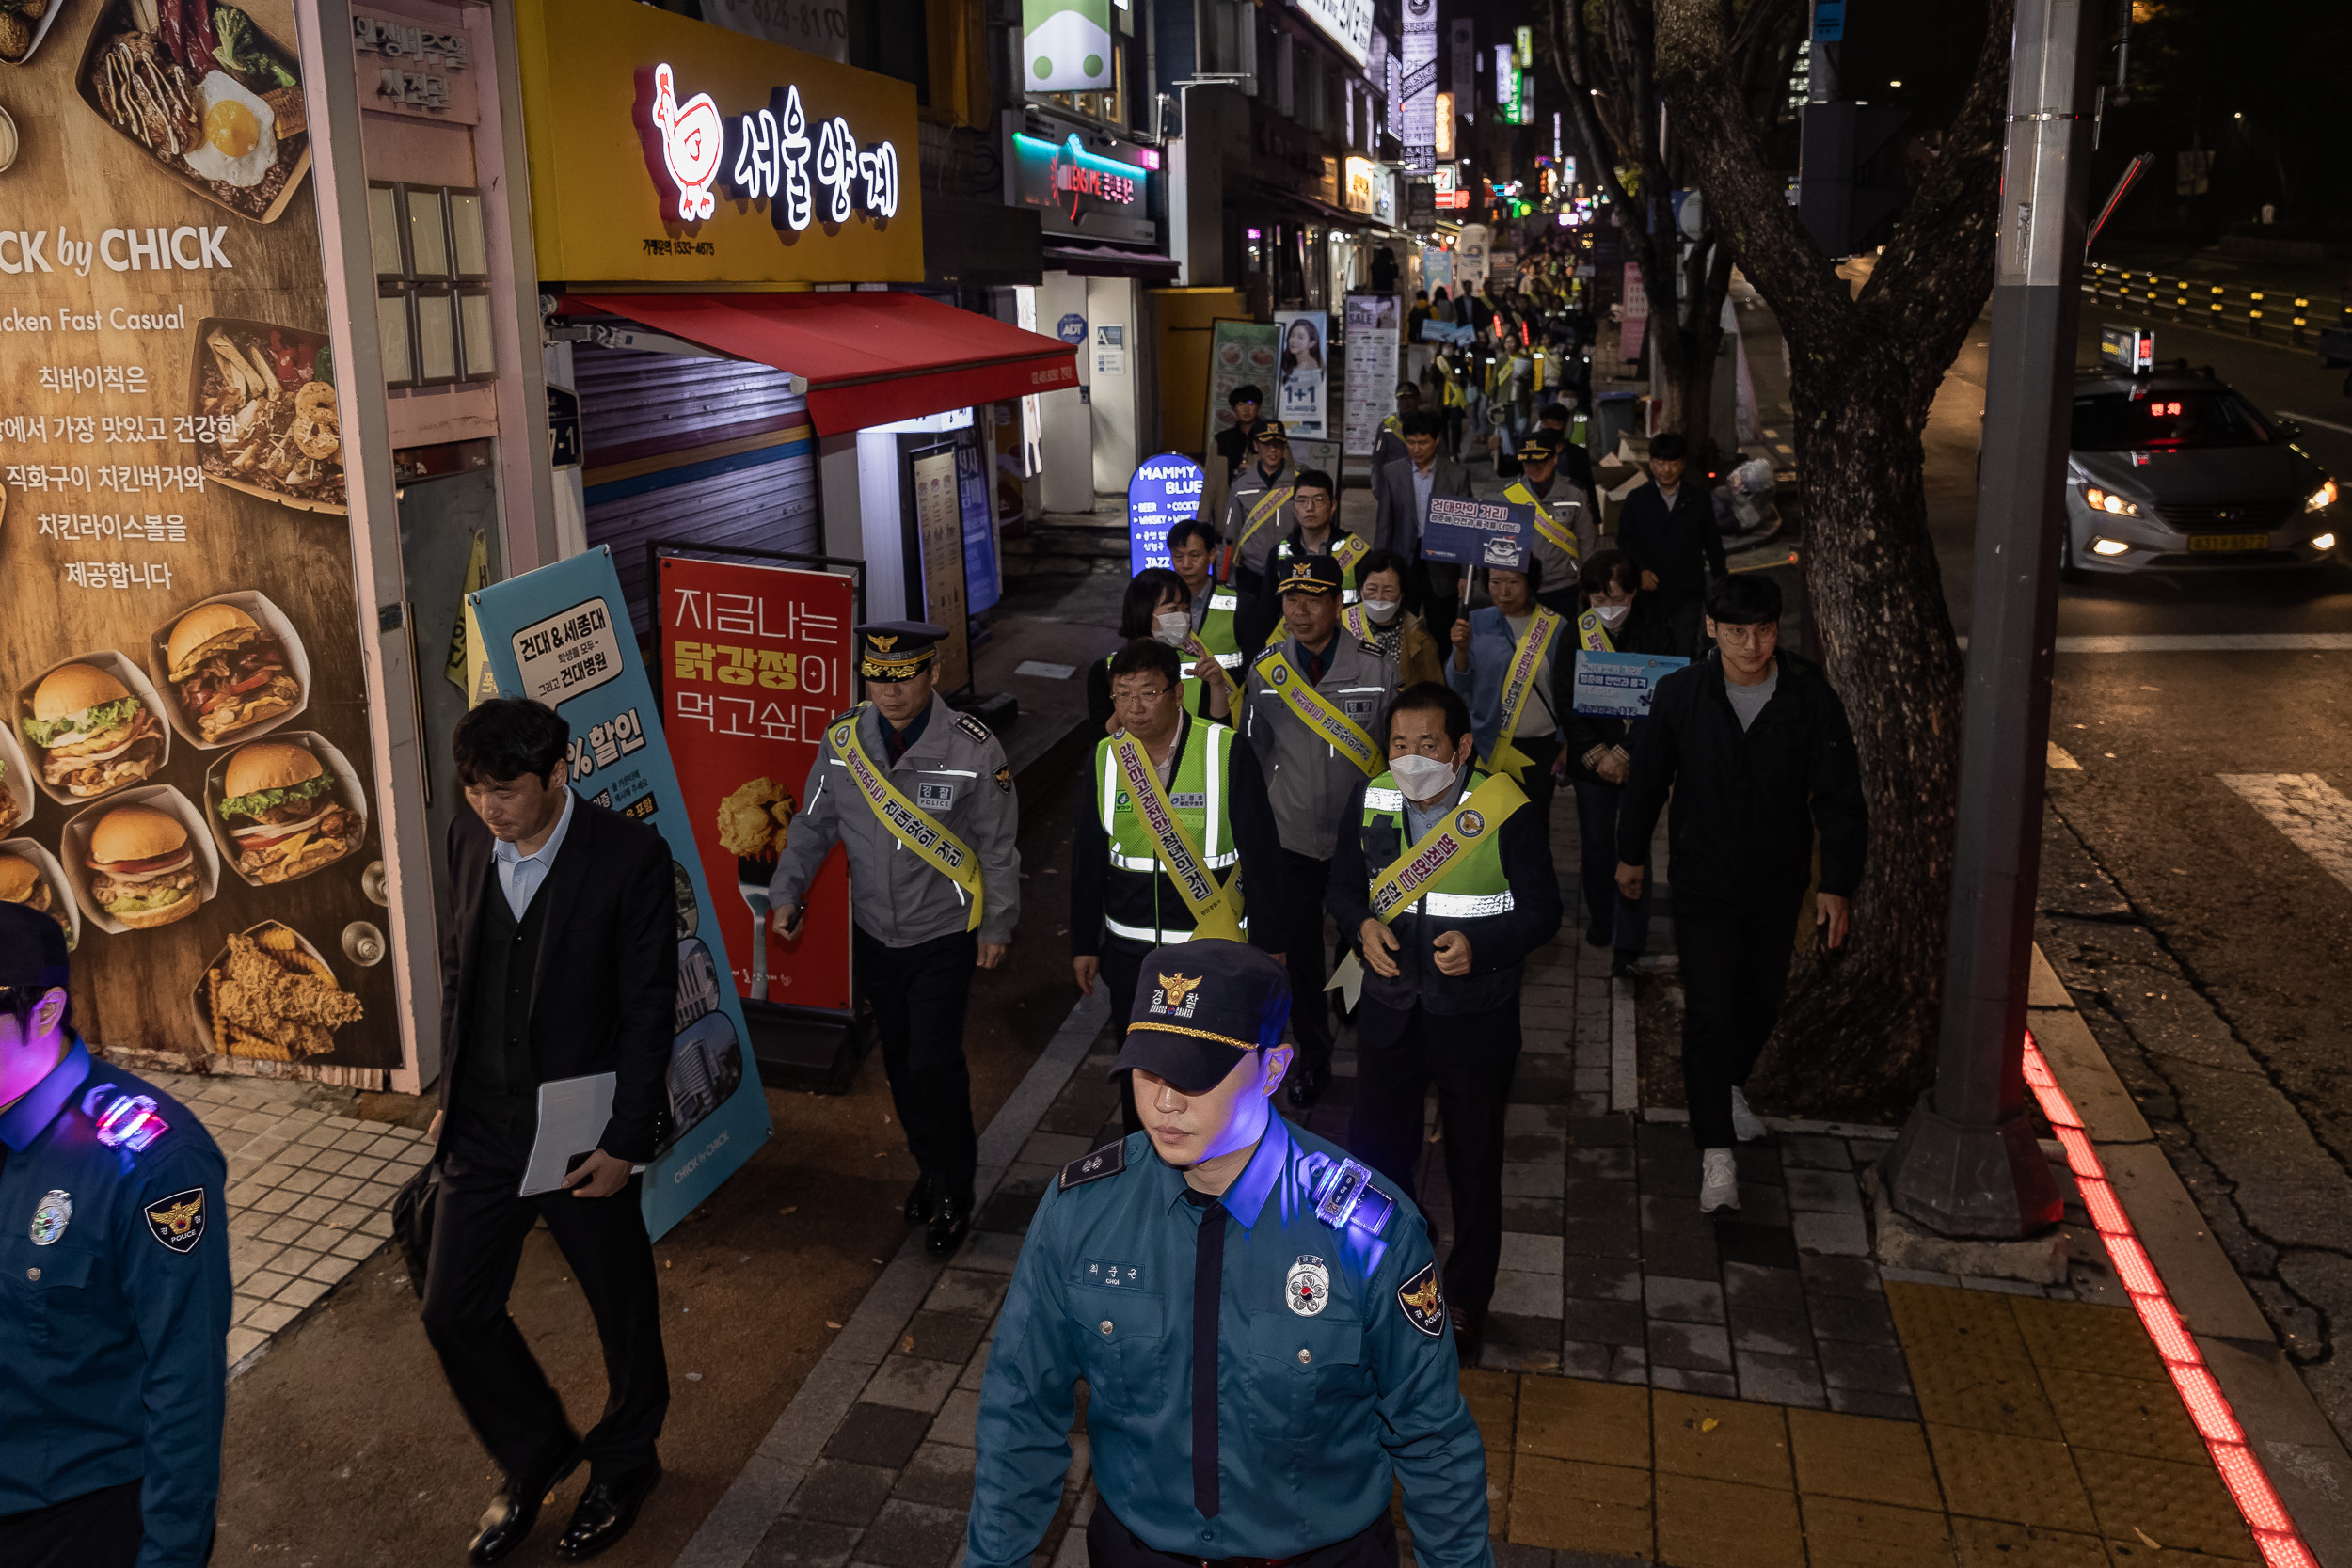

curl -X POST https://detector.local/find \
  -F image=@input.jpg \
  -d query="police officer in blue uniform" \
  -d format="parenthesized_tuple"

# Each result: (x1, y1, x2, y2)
(966, 938, 1491, 1568)
(0, 902, 231, 1568)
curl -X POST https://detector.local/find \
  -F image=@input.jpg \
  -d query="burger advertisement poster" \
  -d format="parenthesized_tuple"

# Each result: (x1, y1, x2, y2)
(0, 0, 396, 1080)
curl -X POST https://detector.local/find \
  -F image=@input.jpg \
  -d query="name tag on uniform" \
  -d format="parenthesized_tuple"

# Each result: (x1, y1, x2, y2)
(917, 781, 957, 811)
(1082, 1259, 1146, 1290)
(1169, 793, 1206, 808)
(1343, 698, 1375, 719)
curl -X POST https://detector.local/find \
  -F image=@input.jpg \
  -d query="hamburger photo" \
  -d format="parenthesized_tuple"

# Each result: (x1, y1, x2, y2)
(86, 803, 204, 930)
(167, 603, 300, 743)
(0, 855, 69, 937)
(215, 740, 359, 884)
(24, 663, 165, 799)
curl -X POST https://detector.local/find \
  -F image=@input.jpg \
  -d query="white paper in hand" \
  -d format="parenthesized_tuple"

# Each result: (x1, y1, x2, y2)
(520, 1072, 618, 1197)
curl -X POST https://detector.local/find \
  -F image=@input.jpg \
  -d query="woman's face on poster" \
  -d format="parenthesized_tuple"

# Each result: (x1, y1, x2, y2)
(1288, 321, 1316, 358)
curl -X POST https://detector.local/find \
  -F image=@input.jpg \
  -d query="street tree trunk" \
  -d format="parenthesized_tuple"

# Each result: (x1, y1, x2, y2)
(1655, 0, 2015, 1117)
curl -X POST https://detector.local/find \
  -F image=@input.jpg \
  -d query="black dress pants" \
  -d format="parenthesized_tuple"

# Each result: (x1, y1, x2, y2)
(422, 1117, 669, 1488)
(1571, 778, 1652, 951)
(855, 926, 980, 1200)
(1098, 937, 1150, 1135)
(1347, 999, 1521, 1317)
(0, 1481, 148, 1568)
(1659, 596, 1705, 658)
(1675, 892, 1805, 1149)
(1088, 1502, 1396, 1568)
(1279, 851, 1337, 1075)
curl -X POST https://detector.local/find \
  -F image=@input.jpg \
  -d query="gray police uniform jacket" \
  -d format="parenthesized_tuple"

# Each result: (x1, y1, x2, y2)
(770, 694, 1021, 947)
(966, 1116, 1492, 1568)
(1241, 633, 1397, 861)
(1221, 460, 1301, 578)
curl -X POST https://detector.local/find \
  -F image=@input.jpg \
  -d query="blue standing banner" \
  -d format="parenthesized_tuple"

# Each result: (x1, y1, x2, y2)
(1127, 453, 1207, 574)
(465, 547, 773, 1241)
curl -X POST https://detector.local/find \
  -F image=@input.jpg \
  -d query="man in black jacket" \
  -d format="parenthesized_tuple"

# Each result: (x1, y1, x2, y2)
(1614, 577, 1866, 1215)
(1330, 683, 1561, 1364)
(1614, 432, 1725, 656)
(423, 697, 676, 1564)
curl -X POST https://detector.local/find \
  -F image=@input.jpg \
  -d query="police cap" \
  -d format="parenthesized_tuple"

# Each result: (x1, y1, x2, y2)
(1276, 554, 1343, 597)
(1252, 420, 1290, 446)
(1113, 939, 1291, 1094)
(0, 899, 71, 991)
(856, 621, 947, 682)
(1516, 436, 1560, 465)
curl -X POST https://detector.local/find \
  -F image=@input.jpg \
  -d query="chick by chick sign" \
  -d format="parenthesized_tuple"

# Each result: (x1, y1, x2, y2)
(640, 61, 901, 235)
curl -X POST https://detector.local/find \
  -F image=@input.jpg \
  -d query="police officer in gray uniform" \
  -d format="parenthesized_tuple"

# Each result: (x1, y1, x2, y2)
(770, 623, 1021, 1256)
(966, 939, 1491, 1568)
(1239, 556, 1397, 1107)
(0, 903, 230, 1568)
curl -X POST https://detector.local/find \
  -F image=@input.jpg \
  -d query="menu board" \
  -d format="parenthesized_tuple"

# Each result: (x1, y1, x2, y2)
(0, 0, 397, 1081)
(1341, 293, 1400, 457)
(1202, 319, 1279, 455)
(911, 445, 969, 690)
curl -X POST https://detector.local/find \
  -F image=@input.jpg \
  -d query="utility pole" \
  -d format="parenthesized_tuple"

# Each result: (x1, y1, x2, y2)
(1878, 0, 2099, 1237)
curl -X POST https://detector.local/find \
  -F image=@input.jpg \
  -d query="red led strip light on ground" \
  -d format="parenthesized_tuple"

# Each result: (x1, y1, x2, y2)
(2021, 1031, 2318, 1566)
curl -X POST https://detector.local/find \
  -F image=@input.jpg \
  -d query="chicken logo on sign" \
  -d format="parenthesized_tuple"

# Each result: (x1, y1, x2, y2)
(648, 62, 723, 221)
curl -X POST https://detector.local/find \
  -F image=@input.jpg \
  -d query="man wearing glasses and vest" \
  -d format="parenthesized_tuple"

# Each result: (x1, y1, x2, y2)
(1072, 639, 1285, 1133)
(770, 623, 1021, 1258)
(1329, 683, 1561, 1366)
(1239, 556, 1397, 1110)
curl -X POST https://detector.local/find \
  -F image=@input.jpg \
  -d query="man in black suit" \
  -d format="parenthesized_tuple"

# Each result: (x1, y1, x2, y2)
(1613, 431, 1726, 656)
(422, 697, 675, 1565)
(1372, 409, 1475, 644)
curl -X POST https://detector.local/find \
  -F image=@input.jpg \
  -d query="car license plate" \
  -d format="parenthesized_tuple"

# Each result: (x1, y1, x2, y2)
(2187, 532, 2269, 552)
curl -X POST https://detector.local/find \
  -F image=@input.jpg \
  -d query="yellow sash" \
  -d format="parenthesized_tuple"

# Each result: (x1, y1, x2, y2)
(1576, 610, 1614, 653)
(1255, 647, 1381, 778)
(1508, 482, 1581, 562)
(1232, 482, 1295, 564)
(1327, 772, 1530, 1001)
(1488, 609, 1564, 783)
(1331, 532, 1369, 580)
(1341, 602, 1382, 642)
(830, 711, 984, 932)
(1108, 732, 1245, 942)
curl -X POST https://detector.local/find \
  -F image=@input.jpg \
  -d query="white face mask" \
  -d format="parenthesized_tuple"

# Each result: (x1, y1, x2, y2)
(1595, 603, 1631, 627)
(1359, 596, 1402, 625)
(1389, 752, 1460, 801)
(1153, 611, 1192, 647)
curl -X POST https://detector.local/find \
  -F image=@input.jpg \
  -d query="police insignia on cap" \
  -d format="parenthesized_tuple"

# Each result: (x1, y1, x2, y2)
(1397, 1259, 1448, 1338)
(1150, 972, 1204, 1018)
(29, 1190, 72, 1246)
(1286, 1255, 1331, 1317)
(144, 1187, 208, 1254)
(1059, 1138, 1128, 1190)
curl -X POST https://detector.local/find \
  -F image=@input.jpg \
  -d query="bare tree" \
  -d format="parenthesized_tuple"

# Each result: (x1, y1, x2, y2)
(1545, 0, 1803, 466)
(1651, 0, 2016, 1116)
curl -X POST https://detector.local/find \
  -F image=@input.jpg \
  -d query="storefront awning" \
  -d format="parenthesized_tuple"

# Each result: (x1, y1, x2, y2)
(558, 292, 1078, 434)
(1042, 243, 1182, 279)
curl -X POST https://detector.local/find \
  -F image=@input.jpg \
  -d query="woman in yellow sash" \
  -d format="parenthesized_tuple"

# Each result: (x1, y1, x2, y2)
(1444, 560, 1572, 817)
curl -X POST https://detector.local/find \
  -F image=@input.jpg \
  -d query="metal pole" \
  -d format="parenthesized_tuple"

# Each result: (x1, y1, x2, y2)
(1879, 0, 2099, 1238)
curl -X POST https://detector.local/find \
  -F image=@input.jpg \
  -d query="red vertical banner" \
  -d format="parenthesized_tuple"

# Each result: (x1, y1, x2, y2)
(659, 556, 856, 1014)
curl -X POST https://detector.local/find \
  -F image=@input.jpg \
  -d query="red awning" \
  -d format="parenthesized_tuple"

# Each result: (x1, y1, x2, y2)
(561, 292, 1078, 435)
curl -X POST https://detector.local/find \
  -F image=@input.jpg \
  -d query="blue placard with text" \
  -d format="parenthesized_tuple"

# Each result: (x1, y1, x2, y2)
(1127, 452, 1207, 574)
(1572, 650, 1690, 719)
(1422, 495, 1534, 570)
(467, 547, 773, 1241)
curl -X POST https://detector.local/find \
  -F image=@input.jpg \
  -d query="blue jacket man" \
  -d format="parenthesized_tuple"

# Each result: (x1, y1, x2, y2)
(0, 902, 230, 1568)
(967, 939, 1491, 1568)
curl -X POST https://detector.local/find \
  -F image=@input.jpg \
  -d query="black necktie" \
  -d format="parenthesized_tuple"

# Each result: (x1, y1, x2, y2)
(1189, 1194, 1226, 1518)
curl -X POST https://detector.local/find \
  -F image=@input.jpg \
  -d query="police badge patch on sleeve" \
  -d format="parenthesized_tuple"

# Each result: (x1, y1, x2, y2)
(144, 1188, 209, 1254)
(1396, 1259, 1447, 1338)
(994, 765, 1012, 794)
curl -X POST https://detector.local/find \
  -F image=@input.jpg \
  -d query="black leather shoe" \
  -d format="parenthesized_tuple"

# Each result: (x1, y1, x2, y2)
(1285, 1066, 1327, 1110)
(554, 1465, 661, 1562)
(467, 1452, 578, 1566)
(902, 1174, 937, 1227)
(1585, 920, 1613, 948)
(1454, 1307, 1487, 1369)
(927, 1190, 972, 1258)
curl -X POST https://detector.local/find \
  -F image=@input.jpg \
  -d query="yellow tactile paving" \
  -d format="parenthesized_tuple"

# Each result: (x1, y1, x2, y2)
(1652, 1389, 1793, 1490)
(1653, 1473, 1806, 1568)
(2011, 1295, 2167, 1381)
(1797, 1494, 1955, 1568)
(1505, 1454, 1652, 1560)
(1885, 1280, 2035, 1363)
(1458, 1367, 1518, 1453)
(2073, 1445, 2259, 1560)
(1516, 1374, 1651, 1465)
(1925, 1423, 2099, 1534)
(2041, 1365, 2208, 1465)
(1786, 1407, 1945, 1513)
(1950, 1517, 2116, 1568)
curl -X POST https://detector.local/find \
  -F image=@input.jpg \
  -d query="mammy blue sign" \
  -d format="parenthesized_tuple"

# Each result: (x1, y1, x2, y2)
(1127, 454, 1206, 573)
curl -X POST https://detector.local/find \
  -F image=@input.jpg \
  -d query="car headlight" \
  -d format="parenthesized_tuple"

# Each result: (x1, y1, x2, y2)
(2083, 486, 2140, 516)
(2307, 479, 2339, 513)
(2313, 532, 2338, 551)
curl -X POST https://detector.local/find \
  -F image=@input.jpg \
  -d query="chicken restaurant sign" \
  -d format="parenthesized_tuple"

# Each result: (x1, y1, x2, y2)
(516, 0, 924, 285)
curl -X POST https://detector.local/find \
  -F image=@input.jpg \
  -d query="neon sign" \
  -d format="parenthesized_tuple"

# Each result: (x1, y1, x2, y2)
(1009, 130, 1153, 243)
(638, 61, 900, 233)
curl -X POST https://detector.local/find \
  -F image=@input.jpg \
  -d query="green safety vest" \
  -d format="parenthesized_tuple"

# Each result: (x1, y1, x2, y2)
(1358, 768, 1517, 922)
(1196, 586, 1244, 672)
(1094, 718, 1246, 944)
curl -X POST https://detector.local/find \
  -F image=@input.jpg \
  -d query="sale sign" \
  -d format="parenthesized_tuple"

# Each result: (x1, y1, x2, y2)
(658, 554, 856, 1016)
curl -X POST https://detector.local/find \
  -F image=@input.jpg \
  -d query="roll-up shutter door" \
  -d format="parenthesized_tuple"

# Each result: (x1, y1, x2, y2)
(575, 342, 819, 632)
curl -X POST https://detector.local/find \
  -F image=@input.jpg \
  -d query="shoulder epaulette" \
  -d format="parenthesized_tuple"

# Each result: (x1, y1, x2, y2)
(955, 712, 993, 745)
(829, 706, 861, 725)
(1059, 1138, 1126, 1190)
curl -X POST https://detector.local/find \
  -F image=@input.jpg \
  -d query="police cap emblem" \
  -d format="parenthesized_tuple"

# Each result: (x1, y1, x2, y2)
(1397, 1259, 1447, 1338)
(29, 1189, 72, 1246)
(144, 1187, 209, 1254)
(1286, 1256, 1330, 1317)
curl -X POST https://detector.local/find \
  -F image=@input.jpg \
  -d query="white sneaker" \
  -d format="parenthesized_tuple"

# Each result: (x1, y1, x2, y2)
(1699, 1148, 1740, 1213)
(1729, 1086, 1767, 1144)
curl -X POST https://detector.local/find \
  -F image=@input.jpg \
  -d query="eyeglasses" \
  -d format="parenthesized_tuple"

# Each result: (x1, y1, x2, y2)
(1112, 686, 1173, 707)
(1713, 623, 1776, 646)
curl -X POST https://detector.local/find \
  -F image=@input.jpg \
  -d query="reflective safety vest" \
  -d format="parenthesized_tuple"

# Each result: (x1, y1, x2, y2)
(1357, 768, 1517, 925)
(1094, 718, 1247, 945)
(1196, 587, 1244, 672)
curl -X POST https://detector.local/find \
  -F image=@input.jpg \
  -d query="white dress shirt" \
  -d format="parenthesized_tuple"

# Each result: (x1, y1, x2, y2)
(493, 787, 575, 918)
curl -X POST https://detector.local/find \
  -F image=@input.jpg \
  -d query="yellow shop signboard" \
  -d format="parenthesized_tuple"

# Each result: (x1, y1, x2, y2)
(515, 0, 924, 286)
